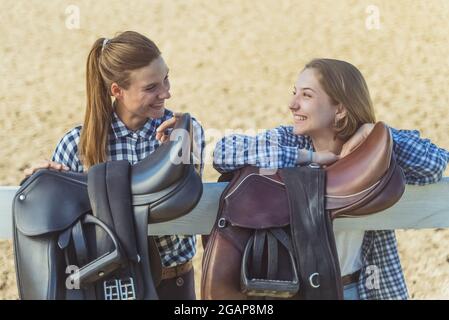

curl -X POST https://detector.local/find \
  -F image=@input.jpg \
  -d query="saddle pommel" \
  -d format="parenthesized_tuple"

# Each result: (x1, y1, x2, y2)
(325, 121, 405, 218)
(326, 121, 392, 196)
(131, 113, 194, 195)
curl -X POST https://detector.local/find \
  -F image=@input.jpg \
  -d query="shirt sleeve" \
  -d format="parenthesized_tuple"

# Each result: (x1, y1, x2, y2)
(213, 125, 310, 173)
(389, 126, 449, 185)
(191, 117, 206, 177)
(51, 126, 84, 173)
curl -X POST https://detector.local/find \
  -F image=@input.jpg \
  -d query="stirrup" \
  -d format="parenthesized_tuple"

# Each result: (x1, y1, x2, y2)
(240, 229, 300, 298)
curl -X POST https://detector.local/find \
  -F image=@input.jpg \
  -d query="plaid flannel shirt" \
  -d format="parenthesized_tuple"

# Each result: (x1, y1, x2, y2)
(213, 125, 449, 300)
(52, 109, 205, 267)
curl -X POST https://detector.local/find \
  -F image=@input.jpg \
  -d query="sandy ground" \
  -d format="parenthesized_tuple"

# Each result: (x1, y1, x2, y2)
(1, 0, 448, 299)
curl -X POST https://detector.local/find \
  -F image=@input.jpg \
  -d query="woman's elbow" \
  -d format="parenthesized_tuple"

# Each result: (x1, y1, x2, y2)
(430, 152, 448, 180)
(212, 139, 228, 173)
(405, 155, 447, 185)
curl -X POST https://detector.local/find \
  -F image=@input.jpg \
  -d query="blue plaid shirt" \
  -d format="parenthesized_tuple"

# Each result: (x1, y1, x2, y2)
(213, 125, 449, 300)
(52, 109, 205, 267)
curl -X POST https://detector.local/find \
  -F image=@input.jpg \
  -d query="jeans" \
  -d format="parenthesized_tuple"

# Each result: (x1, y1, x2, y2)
(343, 282, 360, 300)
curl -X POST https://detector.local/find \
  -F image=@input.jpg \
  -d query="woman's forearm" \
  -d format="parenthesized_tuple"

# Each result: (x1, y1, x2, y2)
(213, 127, 304, 173)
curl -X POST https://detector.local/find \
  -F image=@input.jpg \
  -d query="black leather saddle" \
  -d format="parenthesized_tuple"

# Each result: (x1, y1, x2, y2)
(13, 113, 203, 300)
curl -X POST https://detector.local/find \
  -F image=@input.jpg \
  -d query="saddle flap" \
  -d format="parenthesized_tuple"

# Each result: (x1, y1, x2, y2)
(223, 173, 290, 229)
(14, 170, 91, 236)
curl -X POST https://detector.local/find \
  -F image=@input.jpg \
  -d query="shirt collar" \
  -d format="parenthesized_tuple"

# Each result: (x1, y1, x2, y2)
(111, 109, 174, 139)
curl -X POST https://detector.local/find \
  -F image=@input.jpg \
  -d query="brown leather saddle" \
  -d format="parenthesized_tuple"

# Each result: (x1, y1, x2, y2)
(202, 121, 405, 300)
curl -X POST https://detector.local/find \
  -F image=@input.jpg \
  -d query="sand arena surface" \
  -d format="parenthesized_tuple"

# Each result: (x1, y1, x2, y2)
(0, 0, 448, 299)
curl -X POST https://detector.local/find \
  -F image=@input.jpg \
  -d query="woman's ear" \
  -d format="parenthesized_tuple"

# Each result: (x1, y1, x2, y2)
(335, 104, 347, 122)
(110, 82, 123, 100)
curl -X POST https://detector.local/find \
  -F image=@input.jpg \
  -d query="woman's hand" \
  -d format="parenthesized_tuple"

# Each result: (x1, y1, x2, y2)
(340, 123, 375, 158)
(23, 160, 70, 178)
(155, 112, 183, 143)
(298, 149, 339, 166)
(312, 150, 340, 166)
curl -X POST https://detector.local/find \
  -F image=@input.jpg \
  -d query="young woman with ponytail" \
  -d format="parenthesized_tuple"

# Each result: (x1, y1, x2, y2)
(24, 31, 205, 300)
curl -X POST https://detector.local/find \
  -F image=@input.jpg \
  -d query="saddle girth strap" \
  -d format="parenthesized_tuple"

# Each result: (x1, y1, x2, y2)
(280, 166, 343, 300)
(88, 160, 138, 261)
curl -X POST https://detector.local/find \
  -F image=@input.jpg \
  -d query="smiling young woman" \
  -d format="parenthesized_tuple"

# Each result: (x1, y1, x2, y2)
(213, 58, 449, 300)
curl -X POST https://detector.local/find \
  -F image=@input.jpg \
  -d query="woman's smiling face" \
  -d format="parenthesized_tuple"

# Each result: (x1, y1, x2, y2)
(289, 68, 341, 136)
(116, 55, 171, 120)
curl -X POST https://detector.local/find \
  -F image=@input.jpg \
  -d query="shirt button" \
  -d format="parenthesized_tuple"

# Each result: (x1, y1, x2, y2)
(176, 277, 184, 287)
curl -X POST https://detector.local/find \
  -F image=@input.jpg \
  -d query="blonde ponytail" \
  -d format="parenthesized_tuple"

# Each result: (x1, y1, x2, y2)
(79, 38, 113, 169)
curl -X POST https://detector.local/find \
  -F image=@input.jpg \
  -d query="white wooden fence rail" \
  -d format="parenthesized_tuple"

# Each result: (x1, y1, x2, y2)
(0, 177, 448, 239)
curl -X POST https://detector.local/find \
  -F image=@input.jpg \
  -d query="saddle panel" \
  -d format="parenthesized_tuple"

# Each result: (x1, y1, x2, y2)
(14, 170, 90, 236)
(148, 164, 203, 223)
(331, 156, 406, 218)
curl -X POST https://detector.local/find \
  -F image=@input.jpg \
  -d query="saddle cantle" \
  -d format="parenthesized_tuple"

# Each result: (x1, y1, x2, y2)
(201, 121, 405, 300)
(13, 113, 203, 300)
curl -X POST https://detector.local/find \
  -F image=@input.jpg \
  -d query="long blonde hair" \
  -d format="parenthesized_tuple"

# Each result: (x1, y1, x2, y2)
(304, 58, 376, 140)
(79, 31, 161, 169)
